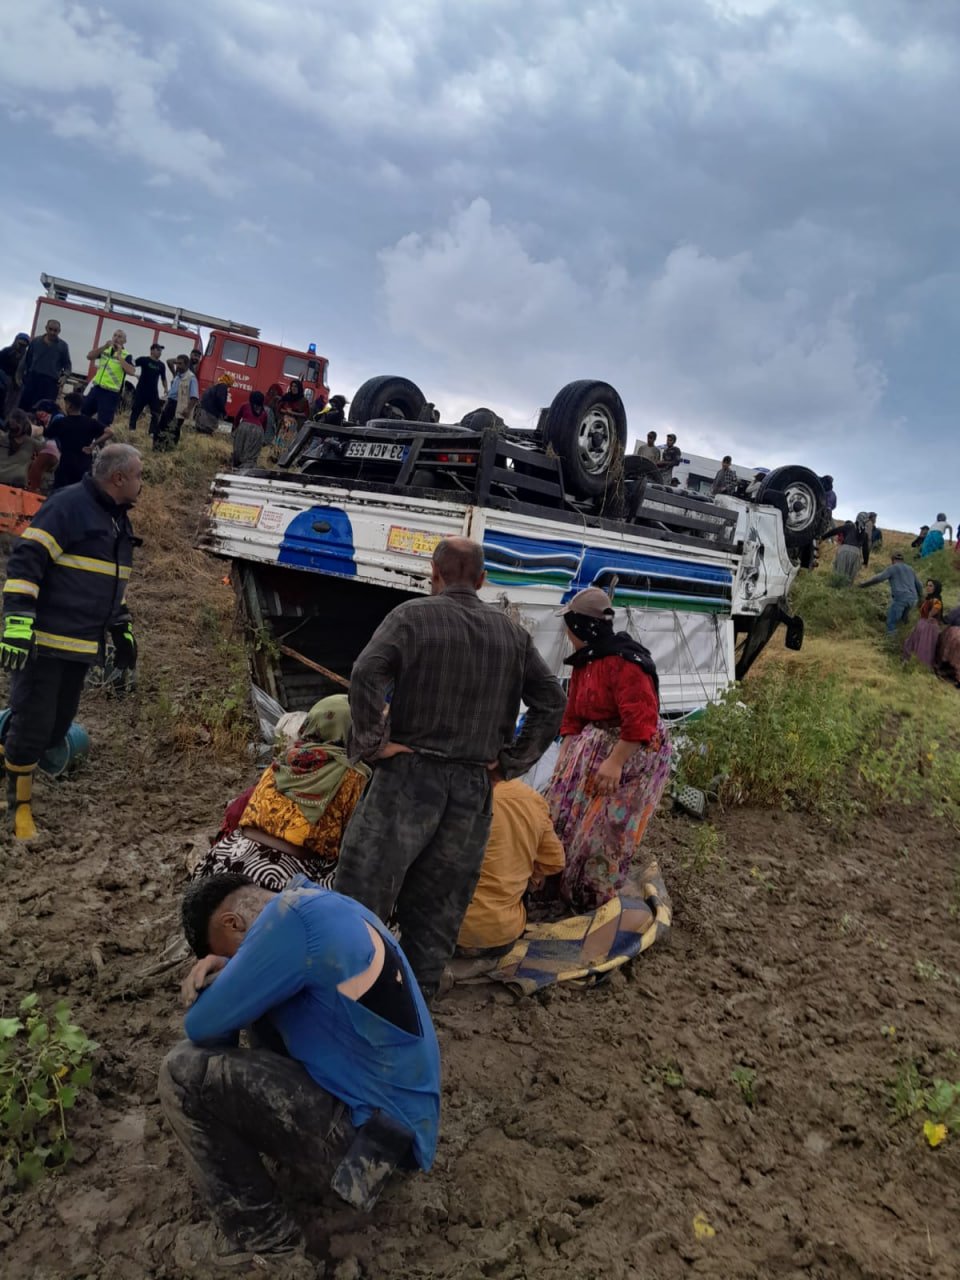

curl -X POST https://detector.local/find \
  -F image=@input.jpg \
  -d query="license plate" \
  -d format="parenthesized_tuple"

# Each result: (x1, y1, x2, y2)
(344, 441, 408, 461)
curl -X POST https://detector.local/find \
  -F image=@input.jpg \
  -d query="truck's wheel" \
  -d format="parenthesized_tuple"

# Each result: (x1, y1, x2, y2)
(348, 376, 427, 425)
(757, 466, 826, 550)
(544, 381, 627, 498)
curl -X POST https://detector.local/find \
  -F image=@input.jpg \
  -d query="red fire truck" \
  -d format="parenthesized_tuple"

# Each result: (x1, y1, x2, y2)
(32, 274, 329, 416)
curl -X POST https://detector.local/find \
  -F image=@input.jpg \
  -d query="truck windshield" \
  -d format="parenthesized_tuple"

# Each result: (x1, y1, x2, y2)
(282, 355, 320, 385)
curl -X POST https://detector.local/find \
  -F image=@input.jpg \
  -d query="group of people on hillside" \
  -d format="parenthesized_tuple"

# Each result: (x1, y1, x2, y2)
(822, 508, 960, 684)
(1, 496, 672, 1270)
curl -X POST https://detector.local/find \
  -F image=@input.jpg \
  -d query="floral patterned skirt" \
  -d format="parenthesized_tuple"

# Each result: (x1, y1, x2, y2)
(546, 723, 672, 912)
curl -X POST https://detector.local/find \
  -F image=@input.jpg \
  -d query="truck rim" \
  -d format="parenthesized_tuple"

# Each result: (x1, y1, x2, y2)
(783, 480, 817, 532)
(576, 405, 616, 475)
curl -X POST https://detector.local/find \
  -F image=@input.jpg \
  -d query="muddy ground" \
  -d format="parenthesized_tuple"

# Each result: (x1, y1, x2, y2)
(3, 457, 960, 1278)
(4, 706, 960, 1279)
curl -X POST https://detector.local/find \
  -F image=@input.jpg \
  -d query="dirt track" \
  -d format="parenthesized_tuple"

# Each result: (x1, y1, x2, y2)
(3, 679, 959, 1278)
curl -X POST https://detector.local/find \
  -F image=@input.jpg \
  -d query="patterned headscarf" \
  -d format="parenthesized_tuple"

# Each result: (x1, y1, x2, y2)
(272, 694, 370, 822)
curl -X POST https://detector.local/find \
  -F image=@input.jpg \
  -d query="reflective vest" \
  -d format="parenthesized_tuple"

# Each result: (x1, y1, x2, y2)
(92, 347, 130, 392)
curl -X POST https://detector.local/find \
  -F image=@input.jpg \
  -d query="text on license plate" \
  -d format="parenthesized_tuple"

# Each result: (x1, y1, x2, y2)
(344, 441, 408, 461)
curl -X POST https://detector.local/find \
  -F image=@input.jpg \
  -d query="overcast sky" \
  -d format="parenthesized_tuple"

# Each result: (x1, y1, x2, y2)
(1, 0, 956, 529)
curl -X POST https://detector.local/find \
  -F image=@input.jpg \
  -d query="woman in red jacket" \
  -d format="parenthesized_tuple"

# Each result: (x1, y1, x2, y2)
(545, 587, 672, 910)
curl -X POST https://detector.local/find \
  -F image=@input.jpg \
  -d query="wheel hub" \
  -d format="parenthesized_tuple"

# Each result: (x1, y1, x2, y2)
(576, 406, 615, 474)
(784, 484, 815, 530)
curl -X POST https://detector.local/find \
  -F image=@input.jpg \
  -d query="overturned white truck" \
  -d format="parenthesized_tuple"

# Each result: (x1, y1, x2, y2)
(200, 377, 822, 717)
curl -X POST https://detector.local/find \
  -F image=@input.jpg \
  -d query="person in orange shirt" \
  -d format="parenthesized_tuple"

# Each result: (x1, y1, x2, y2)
(456, 778, 565, 953)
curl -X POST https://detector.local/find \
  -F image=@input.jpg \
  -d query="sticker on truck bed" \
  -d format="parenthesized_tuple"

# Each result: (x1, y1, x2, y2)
(211, 500, 263, 526)
(387, 526, 443, 556)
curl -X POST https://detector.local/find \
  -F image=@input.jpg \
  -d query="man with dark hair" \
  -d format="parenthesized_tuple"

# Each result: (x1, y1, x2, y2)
(19, 319, 72, 412)
(161, 872, 439, 1277)
(129, 343, 168, 433)
(634, 430, 660, 462)
(858, 549, 924, 633)
(43, 392, 111, 490)
(0, 332, 29, 415)
(0, 443, 142, 837)
(153, 353, 199, 449)
(711, 455, 738, 497)
(820, 475, 837, 513)
(334, 535, 566, 999)
(658, 432, 681, 481)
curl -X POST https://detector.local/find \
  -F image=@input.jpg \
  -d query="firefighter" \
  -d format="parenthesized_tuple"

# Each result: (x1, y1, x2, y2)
(313, 393, 348, 425)
(0, 443, 143, 839)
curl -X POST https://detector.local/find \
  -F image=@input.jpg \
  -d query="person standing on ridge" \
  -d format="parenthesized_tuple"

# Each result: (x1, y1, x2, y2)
(0, 443, 143, 839)
(83, 329, 136, 427)
(129, 343, 169, 433)
(711, 455, 739, 497)
(0, 333, 30, 416)
(19, 319, 71, 412)
(634, 431, 661, 462)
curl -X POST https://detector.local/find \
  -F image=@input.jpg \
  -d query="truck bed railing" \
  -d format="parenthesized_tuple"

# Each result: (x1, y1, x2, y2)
(275, 421, 740, 550)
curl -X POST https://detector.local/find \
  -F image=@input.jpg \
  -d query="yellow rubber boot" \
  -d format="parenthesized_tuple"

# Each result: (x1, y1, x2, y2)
(5, 763, 37, 840)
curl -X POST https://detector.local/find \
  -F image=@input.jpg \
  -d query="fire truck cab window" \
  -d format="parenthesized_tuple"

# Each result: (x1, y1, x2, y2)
(204, 335, 216, 356)
(223, 339, 259, 368)
(282, 355, 319, 385)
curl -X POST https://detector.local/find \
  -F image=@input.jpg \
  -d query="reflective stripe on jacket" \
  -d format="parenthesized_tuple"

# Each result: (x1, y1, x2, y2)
(1, 474, 136, 662)
(93, 348, 130, 392)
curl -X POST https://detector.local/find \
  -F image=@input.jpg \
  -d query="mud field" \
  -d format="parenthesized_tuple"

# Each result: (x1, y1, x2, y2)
(3, 697, 959, 1279)
(2, 455, 960, 1278)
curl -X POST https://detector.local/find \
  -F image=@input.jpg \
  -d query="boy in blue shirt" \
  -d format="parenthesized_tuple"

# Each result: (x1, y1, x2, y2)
(160, 873, 440, 1275)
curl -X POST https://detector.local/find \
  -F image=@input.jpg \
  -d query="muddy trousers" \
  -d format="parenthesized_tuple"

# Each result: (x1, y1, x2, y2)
(334, 754, 493, 999)
(2, 655, 88, 767)
(158, 1042, 354, 1253)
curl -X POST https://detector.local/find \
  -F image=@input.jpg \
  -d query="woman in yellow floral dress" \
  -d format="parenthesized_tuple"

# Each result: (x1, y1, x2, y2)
(192, 695, 370, 891)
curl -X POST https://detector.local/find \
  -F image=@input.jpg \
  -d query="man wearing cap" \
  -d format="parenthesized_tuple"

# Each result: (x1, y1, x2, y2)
(83, 329, 136, 427)
(0, 332, 30, 416)
(19, 320, 72, 412)
(858, 550, 924, 633)
(334, 536, 565, 1000)
(129, 344, 169, 433)
(314, 393, 348, 425)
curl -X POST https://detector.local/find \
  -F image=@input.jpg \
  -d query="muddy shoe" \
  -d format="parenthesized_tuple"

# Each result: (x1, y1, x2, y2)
(173, 1223, 318, 1277)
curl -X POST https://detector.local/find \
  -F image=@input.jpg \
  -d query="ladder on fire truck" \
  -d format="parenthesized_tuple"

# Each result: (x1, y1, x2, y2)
(40, 273, 261, 339)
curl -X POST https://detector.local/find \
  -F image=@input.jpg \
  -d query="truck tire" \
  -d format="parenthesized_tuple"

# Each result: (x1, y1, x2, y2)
(348, 376, 427, 425)
(757, 466, 826, 550)
(544, 381, 627, 498)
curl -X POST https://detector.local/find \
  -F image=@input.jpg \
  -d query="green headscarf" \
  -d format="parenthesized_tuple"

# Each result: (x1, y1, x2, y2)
(273, 694, 370, 823)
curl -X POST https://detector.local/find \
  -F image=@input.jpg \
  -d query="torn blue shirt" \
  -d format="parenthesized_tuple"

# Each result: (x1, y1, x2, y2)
(184, 877, 440, 1169)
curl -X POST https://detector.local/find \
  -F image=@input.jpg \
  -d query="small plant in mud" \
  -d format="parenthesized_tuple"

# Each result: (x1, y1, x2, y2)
(914, 958, 946, 983)
(889, 1061, 929, 1121)
(683, 824, 725, 877)
(730, 1065, 757, 1107)
(659, 1062, 685, 1089)
(887, 1064, 960, 1148)
(0, 995, 97, 1187)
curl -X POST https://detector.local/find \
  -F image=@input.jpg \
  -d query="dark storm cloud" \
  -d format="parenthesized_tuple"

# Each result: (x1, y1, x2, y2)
(1, 0, 957, 526)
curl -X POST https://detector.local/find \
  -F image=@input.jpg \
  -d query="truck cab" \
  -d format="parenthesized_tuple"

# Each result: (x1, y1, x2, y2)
(200, 334, 329, 416)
